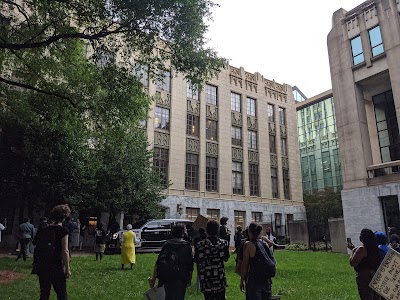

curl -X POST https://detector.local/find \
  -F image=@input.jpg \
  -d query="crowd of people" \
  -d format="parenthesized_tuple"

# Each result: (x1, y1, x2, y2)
(348, 227, 400, 300)
(6, 203, 400, 300)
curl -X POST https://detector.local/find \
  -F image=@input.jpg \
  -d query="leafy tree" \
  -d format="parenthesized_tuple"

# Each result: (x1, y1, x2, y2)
(0, 0, 225, 218)
(303, 188, 343, 241)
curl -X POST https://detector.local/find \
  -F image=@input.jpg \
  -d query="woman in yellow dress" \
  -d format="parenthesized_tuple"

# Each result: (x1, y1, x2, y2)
(120, 224, 136, 270)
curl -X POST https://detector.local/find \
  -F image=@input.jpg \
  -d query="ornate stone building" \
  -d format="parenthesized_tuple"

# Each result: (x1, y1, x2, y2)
(328, 0, 400, 245)
(140, 64, 305, 240)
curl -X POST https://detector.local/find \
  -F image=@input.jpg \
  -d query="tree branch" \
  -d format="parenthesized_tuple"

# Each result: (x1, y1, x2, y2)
(0, 76, 77, 108)
(0, 27, 129, 50)
(3, 0, 32, 29)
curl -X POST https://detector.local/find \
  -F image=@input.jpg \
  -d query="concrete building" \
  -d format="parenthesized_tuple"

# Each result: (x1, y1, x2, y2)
(296, 90, 343, 194)
(328, 0, 400, 244)
(139, 64, 306, 240)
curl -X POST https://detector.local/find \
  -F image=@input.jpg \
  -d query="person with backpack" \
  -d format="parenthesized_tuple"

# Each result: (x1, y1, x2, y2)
(94, 223, 107, 261)
(149, 223, 193, 300)
(33, 204, 71, 300)
(240, 222, 276, 300)
(194, 219, 230, 300)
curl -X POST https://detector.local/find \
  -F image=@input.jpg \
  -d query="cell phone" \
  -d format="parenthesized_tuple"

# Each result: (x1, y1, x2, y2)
(347, 238, 354, 248)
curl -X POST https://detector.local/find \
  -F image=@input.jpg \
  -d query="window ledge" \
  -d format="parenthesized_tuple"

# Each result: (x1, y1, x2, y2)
(351, 61, 366, 71)
(371, 52, 386, 63)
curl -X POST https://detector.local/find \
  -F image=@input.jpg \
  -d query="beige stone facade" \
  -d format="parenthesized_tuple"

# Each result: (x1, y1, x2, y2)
(328, 0, 400, 246)
(141, 63, 305, 240)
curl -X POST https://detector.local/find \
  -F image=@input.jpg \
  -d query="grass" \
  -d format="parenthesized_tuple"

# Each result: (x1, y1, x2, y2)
(0, 250, 358, 300)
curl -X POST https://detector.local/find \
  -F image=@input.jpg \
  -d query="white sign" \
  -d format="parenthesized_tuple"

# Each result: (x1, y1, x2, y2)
(370, 248, 400, 300)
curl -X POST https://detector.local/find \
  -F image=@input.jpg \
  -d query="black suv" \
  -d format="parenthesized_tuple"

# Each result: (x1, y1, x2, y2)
(105, 219, 194, 253)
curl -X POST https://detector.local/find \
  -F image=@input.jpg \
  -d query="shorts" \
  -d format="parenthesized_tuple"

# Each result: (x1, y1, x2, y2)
(95, 244, 106, 253)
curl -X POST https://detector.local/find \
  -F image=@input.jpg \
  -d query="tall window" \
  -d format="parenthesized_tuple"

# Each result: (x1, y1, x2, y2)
(186, 207, 200, 221)
(187, 81, 199, 100)
(206, 157, 218, 192)
(154, 107, 170, 130)
(279, 107, 286, 125)
(207, 209, 220, 221)
(231, 92, 241, 112)
(155, 69, 171, 92)
(248, 131, 257, 150)
(232, 162, 243, 194)
(186, 115, 199, 137)
(351, 36, 364, 65)
(271, 167, 279, 198)
(232, 127, 242, 146)
(133, 63, 149, 86)
(249, 164, 259, 196)
(322, 151, 333, 187)
(252, 212, 262, 223)
(247, 97, 256, 117)
(281, 138, 287, 156)
(283, 169, 290, 199)
(373, 91, 400, 162)
(269, 135, 276, 154)
(206, 119, 218, 141)
(206, 84, 217, 105)
(234, 210, 246, 229)
(268, 104, 275, 122)
(185, 153, 199, 190)
(153, 148, 169, 186)
(369, 26, 384, 57)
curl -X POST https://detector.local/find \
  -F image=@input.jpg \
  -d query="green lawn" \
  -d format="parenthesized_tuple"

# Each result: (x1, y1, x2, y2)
(0, 251, 358, 300)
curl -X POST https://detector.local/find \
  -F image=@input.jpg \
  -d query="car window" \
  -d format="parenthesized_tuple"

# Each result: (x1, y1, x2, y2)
(159, 221, 172, 229)
(144, 221, 159, 229)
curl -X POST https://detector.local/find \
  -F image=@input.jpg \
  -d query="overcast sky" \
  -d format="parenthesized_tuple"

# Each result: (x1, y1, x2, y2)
(205, 0, 363, 98)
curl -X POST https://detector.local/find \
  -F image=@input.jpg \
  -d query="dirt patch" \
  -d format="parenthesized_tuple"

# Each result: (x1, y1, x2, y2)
(0, 270, 25, 284)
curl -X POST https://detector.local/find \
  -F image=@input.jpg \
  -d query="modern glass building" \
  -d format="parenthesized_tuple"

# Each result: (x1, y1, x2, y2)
(296, 90, 342, 194)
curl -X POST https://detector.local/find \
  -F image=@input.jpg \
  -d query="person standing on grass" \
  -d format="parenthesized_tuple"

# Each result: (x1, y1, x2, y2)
(0, 219, 6, 244)
(62, 217, 78, 257)
(16, 217, 35, 261)
(241, 222, 276, 300)
(120, 224, 136, 270)
(34, 204, 71, 300)
(194, 220, 230, 300)
(94, 223, 107, 261)
(219, 217, 231, 244)
(234, 225, 243, 253)
(349, 228, 381, 300)
(149, 223, 193, 300)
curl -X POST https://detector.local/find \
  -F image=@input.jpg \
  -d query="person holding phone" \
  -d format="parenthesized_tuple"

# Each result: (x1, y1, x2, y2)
(348, 229, 381, 300)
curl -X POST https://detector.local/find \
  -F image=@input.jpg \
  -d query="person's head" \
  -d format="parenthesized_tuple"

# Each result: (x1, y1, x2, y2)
(374, 231, 388, 246)
(266, 227, 272, 234)
(248, 222, 263, 239)
(126, 224, 132, 230)
(23, 217, 30, 223)
(206, 220, 220, 236)
(220, 217, 228, 226)
(390, 234, 400, 247)
(237, 226, 242, 232)
(171, 223, 186, 238)
(49, 204, 71, 223)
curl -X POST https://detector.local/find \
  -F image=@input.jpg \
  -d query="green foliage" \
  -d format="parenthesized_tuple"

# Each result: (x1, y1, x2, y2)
(285, 243, 309, 251)
(304, 188, 343, 226)
(0, 251, 359, 300)
(0, 0, 225, 217)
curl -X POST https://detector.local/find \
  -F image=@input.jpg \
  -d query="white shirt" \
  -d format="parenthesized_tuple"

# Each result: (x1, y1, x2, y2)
(0, 223, 5, 242)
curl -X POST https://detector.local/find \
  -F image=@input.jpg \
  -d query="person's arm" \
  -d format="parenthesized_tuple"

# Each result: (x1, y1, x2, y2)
(240, 242, 253, 292)
(350, 246, 367, 267)
(61, 235, 71, 278)
(262, 235, 284, 248)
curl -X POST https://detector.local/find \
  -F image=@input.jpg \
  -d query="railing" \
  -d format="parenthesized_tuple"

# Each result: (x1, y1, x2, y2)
(367, 160, 400, 178)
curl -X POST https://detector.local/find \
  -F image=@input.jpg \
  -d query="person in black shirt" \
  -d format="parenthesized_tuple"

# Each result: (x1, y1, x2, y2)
(34, 204, 71, 300)
(219, 217, 231, 244)
(94, 223, 107, 261)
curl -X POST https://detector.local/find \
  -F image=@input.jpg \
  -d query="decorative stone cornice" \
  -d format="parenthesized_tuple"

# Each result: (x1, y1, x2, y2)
(248, 150, 258, 164)
(206, 104, 218, 119)
(282, 157, 289, 169)
(230, 66, 243, 88)
(154, 132, 170, 148)
(270, 154, 278, 167)
(232, 147, 243, 161)
(269, 122, 276, 136)
(186, 138, 200, 153)
(154, 91, 171, 107)
(187, 100, 200, 115)
(248, 116, 257, 130)
(280, 125, 287, 138)
(206, 142, 218, 157)
(232, 112, 242, 127)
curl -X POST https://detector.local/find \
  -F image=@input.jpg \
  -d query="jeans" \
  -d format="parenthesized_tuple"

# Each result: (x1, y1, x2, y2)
(16, 238, 30, 261)
(38, 272, 67, 300)
(203, 289, 226, 300)
(246, 279, 272, 300)
(164, 280, 186, 300)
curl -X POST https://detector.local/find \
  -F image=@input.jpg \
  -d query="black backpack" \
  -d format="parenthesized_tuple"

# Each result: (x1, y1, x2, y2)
(34, 227, 58, 267)
(250, 240, 276, 280)
(156, 242, 180, 283)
